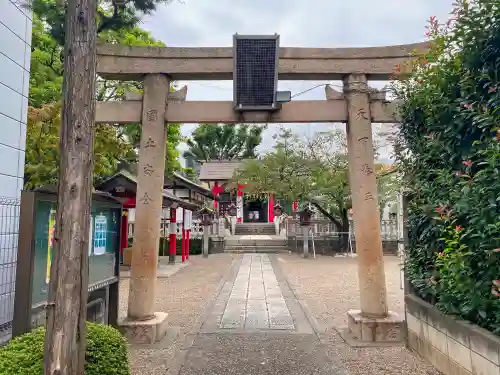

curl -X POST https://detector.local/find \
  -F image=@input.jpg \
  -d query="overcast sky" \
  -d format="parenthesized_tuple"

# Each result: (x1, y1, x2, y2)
(140, 0, 455, 163)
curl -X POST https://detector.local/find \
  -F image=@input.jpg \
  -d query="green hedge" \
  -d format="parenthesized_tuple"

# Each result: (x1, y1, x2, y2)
(157, 237, 203, 256)
(128, 237, 223, 257)
(394, 2, 500, 333)
(0, 323, 130, 375)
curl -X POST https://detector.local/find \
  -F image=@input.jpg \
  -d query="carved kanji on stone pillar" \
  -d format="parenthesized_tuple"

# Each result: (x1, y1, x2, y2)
(120, 74, 170, 344)
(344, 73, 388, 317)
(343, 74, 403, 343)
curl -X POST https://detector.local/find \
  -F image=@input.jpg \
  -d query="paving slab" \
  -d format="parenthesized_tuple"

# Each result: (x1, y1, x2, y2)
(198, 254, 316, 336)
(220, 254, 295, 331)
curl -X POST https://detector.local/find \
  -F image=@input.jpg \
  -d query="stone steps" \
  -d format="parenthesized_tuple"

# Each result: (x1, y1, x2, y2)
(225, 239, 287, 247)
(234, 223, 276, 235)
(224, 245, 288, 254)
(224, 233, 287, 254)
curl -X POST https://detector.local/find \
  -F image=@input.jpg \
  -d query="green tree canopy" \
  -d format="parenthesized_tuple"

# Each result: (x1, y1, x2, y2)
(30, 0, 173, 45)
(183, 123, 266, 162)
(25, 103, 136, 189)
(26, 1, 184, 185)
(231, 126, 397, 250)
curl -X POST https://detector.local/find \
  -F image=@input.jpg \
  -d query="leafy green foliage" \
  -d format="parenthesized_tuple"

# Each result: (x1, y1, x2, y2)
(30, 0, 173, 45)
(27, 0, 183, 186)
(0, 323, 130, 375)
(232, 127, 396, 251)
(393, 1, 500, 333)
(25, 103, 136, 189)
(184, 123, 266, 162)
(29, 16, 63, 108)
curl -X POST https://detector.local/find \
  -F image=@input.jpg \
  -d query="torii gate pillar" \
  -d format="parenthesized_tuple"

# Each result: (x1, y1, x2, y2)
(119, 74, 170, 344)
(343, 73, 404, 343)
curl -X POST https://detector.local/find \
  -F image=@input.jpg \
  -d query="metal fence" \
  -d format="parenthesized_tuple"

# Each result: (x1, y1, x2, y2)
(284, 218, 399, 241)
(0, 197, 21, 345)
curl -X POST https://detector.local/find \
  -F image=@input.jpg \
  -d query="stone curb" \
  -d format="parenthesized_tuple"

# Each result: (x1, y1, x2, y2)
(270, 254, 325, 337)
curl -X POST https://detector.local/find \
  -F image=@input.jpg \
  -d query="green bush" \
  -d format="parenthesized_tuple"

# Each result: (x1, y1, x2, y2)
(158, 237, 203, 256)
(0, 323, 130, 375)
(394, 1, 500, 333)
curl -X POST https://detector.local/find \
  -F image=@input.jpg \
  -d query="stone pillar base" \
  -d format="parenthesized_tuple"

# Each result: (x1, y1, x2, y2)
(168, 254, 176, 265)
(122, 247, 133, 266)
(118, 312, 169, 344)
(340, 309, 405, 347)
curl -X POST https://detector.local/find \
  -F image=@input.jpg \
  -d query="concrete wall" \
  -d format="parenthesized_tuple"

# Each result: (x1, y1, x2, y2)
(406, 294, 500, 375)
(288, 237, 398, 256)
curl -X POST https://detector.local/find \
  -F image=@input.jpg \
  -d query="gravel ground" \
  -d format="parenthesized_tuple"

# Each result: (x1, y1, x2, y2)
(276, 254, 404, 328)
(277, 254, 440, 375)
(119, 254, 239, 375)
(119, 253, 439, 375)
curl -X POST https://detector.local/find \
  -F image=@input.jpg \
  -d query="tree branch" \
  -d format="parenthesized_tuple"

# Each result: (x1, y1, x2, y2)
(97, 1, 119, 34)
(310, 201, 342, 228)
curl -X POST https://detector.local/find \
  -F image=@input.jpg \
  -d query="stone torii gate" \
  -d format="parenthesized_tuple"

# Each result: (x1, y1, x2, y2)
(95, 38, 426, 344)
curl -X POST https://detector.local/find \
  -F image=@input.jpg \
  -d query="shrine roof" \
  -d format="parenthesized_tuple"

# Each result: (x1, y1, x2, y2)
(165, 172, 216, 199)
(96, 170, 199, 210)
(199, 160, 243, 181)
(32, 185, 121, 204)
(116, 163, 215, 199)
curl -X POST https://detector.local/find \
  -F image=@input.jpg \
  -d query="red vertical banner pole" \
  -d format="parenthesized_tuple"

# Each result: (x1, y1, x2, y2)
(268, 194, 275, 223)
(120, 210, 129, 260)
(186, 229, 190, 259)
(169, 207, 177, 264)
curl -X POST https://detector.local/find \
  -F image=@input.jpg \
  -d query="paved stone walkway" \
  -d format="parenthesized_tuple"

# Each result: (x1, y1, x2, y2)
(126, 253, 436, 375)
(220, 254, 294, 330)
(173, 254, 345, 375)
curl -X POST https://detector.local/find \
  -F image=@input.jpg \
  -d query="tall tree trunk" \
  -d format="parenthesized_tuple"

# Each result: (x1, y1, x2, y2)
(44, 0, 97, 374)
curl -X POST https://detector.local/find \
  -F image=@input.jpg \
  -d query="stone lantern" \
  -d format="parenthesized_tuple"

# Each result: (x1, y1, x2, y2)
(298, 206, 313, 226)
(228, 203, 237, 217)
(198, 206, 214, 226)
(227, 203, 238, 235)
(273, 203, 283, 217)
(197, 206, 214, 257)
(298, 206, 314, 258)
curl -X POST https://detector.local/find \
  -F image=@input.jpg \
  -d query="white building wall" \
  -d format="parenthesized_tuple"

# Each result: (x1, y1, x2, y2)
(0, 1, 31, 198)
(0, 0, 32, 334)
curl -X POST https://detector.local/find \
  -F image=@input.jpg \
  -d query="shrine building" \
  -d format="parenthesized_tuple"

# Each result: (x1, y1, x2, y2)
(198, 160, 296, 223)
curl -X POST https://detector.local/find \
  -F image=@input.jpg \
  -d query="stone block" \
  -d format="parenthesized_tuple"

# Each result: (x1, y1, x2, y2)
(427, 337, 451, 374)
(449, 359, 473, 375)
(118, 312, 169, 345)
(347, 309, 404, 343)
(122, 247, 133, 266)
(469, 325, 500, 366)
(471, 351, 499, 375)
(428, 325, 448, 354)
(406, 313, 420, 334)
(405, 294, 429, 322)
(267, 298, 294, 330)
(448, 337, 472, 371)
(220, 299, 246, 329)
(427, 306, 450, 336)
(246, 299, 269, 329)
(446, 318, 471, 348)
